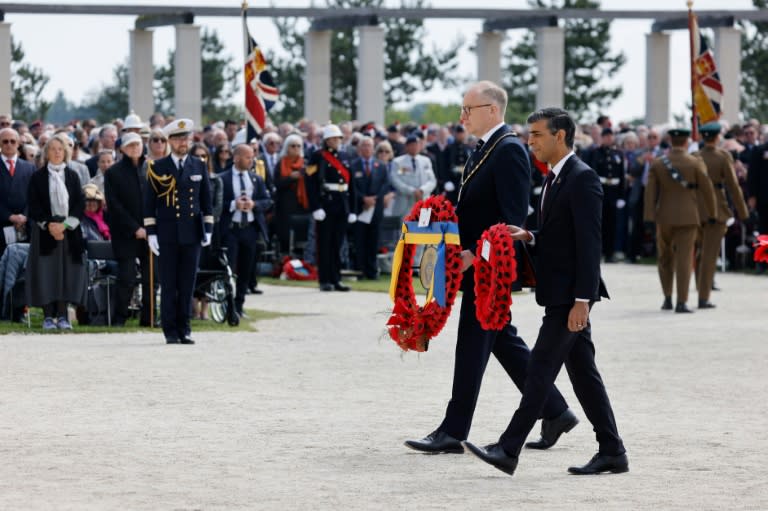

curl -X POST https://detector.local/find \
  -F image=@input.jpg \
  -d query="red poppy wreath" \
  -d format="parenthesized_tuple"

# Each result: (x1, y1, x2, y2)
(386, 196, 463, 353)
(280, 256, 318, 281)
(755, 234, 768, 263)
(473, 223, 517, 330)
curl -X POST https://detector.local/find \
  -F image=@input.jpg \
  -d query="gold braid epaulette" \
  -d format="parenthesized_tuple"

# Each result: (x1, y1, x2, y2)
(146, 159, 176, 207)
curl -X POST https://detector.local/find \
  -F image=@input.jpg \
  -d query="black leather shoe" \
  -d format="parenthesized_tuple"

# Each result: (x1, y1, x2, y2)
(252, 288, 263, 295)
(675, 303, 693, 313)
(165, 336, 180, 344)
(698, 299, 716, 309)
(404, 430, 464, 454)
(180, 336, 195, 345)
(463, 441, 518, 476)
(661, 297, 673, 310)
(526, 408, 579, 450)
(319, 283, 333, 291)
(333, 282, 350, 292)
(568, 452, 629, 475)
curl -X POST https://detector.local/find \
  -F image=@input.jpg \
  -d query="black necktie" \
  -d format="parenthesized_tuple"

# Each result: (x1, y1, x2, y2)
(540, 170, 556, 221)
(475, 139, 485, 152)
(177, 158, 184, 174)
(411, 157, 417, 173)
(364, 159, 370, 177)
(239, 171, 248, 227)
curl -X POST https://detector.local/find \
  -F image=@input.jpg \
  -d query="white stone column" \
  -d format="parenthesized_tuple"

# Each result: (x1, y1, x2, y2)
(129, 28, 154, 121)
(645, 32, 671, 126)
(535, 26, 564, 109)
(715, 26, 741, 125)
(476, 31, 503, 85)
(305, 30, 332, 123)
(174, 24, 202, 126)
(0, 23, 12, 116)
(356, 26, 385, 125)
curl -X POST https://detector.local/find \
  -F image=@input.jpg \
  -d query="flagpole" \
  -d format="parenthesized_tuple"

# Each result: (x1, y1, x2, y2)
(242, 1, 249, 142)
(687, 0, 699, 141)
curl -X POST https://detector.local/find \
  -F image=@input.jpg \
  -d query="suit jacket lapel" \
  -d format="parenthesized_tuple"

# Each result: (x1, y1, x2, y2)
(542, 154, 577, 223)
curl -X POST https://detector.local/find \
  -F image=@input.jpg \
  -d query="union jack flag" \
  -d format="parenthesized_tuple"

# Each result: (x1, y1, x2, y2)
(243, 9, 278, 140)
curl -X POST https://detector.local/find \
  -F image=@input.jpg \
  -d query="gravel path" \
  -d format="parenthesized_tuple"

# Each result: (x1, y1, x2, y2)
(1, 264, 766, 510)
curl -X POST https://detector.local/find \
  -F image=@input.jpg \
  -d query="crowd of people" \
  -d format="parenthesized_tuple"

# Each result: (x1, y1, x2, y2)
(0, 104, 765, 330)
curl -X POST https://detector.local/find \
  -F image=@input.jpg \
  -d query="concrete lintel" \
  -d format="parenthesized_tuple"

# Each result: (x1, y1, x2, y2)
(136, 13, 194, 30)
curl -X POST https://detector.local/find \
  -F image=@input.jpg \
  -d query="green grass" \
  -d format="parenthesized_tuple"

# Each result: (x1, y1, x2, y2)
(0, 308, 291, 335)
(261, 275, 426, 293)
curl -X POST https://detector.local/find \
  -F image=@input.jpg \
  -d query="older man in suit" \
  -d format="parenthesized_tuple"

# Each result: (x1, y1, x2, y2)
(405, 83, 577, 456)
(104, 132, 152, 327)
(0, 127, 36, 255)
(351, 136, 389, 280)
(464, 107, 628, 476)
(144, 119, 213, 344)
(219, 144, 273, 317)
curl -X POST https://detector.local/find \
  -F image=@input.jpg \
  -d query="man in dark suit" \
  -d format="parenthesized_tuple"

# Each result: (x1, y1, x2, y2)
(219, 144, 273, 317)
(405, 82, 577, 455)
(104, 132, 152, 327)
(351, 136, 389, 279)
(464, 107, 628, 476)
(0, 127, 36, 255)
(144, 119, 213, 344)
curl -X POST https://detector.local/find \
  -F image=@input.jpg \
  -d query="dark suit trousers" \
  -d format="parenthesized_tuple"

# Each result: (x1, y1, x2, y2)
(438, 279, 569, 441)
(159, 241, 200, 339)
(115, 246, 151, 324)
(355, 220, 380, 279)
(316, 210, 346, 285)
(602, 198, 618, 259)
(226, 224, 259, 312)
(499, 304, 625, 457)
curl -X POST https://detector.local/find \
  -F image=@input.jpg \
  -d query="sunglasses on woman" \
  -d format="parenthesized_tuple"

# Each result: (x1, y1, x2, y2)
(150, 138, 166, 143)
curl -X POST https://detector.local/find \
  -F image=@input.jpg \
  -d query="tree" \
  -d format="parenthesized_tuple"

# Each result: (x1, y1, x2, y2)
(81, 62, 130, 123)
(740, 0, 768, 121)
(10, 37, 51, 121)
(154, 27, 241, 122)
(502, 0, 626, 121)
(269, 0, 463, 122)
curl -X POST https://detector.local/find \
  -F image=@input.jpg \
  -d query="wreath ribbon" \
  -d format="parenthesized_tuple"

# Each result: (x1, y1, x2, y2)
(388, 221, 460, 307)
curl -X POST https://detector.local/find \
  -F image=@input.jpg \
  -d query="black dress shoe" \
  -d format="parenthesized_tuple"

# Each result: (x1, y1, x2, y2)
(333, 282, 350, 292)
(675, 303, 693, 313)
(165, 336, 180, 344)
(404, 430, 464, 454)
(698, 299, 716, 309)
(526, 408, 579, 450)
(180, 336, 195, 345)
(319, 283, 333, 292)
(568, 452, 629, 475)
(661, 297, 673, 310)
(252, 288, 263, 295)
(463, 441, 518, 476)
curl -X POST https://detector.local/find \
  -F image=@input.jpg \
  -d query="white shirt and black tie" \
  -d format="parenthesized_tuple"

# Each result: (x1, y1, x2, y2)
(230, 168, 254, 225)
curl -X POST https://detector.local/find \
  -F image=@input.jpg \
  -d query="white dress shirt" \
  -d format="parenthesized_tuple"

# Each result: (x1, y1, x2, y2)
(230, 168, 254, 224)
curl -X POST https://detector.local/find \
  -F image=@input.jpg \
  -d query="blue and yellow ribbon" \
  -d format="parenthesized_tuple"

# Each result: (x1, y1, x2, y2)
(389, 221, 460, 307)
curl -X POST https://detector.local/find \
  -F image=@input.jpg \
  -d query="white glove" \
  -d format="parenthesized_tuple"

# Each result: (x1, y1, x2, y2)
(616, 199, 626, 209)
(201, 232, 212, 247)
(444, 181, 456, 192)
(148, 234, 160, 256)
(347, 213, 357, 224)
(313, 209, 326, 222)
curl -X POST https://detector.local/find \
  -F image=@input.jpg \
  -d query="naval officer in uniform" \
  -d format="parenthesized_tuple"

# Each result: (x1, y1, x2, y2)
(144, 118, 214, 344)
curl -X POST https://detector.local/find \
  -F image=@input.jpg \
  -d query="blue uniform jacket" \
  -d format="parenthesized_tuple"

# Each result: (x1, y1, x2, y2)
(144, 155, 213, 245)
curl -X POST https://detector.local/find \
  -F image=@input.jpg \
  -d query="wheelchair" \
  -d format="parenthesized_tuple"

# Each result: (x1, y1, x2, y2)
(194, 245, 240, 327)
